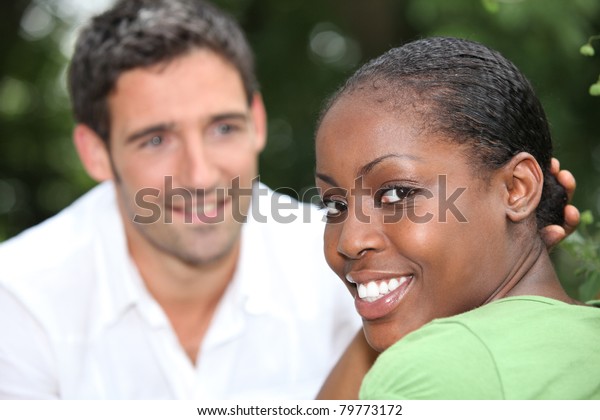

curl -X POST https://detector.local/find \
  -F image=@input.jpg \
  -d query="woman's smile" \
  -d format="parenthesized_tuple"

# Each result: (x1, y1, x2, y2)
(346, 272, 415, 320)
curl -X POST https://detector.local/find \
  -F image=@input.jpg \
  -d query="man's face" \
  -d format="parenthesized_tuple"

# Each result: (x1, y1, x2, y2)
(104, 49, 266, 266)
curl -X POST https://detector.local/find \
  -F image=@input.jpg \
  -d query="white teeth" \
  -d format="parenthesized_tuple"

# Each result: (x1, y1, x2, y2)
(366, 281, 379, 298)
(355, 276, 412, 302)
(378, 282, 389, 294)
(184, 203, 217, 214)
(357, 284, 367, 298)
(197, 203, 216, 214)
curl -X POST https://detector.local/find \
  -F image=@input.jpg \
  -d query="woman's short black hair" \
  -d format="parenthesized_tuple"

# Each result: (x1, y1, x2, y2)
(319, 36, 566, 229)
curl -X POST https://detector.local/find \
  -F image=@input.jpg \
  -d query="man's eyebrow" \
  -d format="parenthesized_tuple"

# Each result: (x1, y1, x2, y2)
(357, 153, 421, 178)
(211, 112, 248, 122)
(126, 123, 176, 143)
(125, 112, 249, 143)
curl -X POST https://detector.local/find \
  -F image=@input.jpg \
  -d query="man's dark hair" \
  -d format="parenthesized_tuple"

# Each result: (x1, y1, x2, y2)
(68, 0, 257, 143)
(319, 36, 566, 229)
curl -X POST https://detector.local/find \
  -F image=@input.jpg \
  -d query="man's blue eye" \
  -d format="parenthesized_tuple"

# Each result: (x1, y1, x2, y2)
(216, 124, 234, 134)
(148, 135, 163, 146)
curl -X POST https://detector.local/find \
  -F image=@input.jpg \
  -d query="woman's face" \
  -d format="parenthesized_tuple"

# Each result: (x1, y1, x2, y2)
(315, 95, 511, 352)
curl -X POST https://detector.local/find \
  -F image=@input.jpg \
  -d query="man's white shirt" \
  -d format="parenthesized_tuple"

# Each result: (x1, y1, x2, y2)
(0, 182, 360, 399)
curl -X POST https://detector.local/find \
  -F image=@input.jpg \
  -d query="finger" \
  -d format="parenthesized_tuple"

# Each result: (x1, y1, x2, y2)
(550, 157, 560, 175)
(540, 225, 565, 249)
(563, 204, 580, 234)
(557, 169, 576, 201)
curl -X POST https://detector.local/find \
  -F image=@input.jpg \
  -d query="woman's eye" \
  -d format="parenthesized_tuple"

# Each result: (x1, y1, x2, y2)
(321, 199, 347, 217)
(381, 187, 414, 204)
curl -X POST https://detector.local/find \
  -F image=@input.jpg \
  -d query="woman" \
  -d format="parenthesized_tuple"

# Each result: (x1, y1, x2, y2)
(314, 37, 599, 399)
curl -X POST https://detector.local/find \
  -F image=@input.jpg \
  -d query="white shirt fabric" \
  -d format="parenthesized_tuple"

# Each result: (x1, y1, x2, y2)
(0, 182, 360, 400)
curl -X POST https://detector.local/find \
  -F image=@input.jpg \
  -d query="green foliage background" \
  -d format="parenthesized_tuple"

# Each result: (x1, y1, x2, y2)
(1, 0, 599, 299)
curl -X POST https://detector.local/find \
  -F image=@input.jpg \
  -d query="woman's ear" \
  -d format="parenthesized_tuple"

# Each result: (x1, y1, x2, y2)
(501, 152, 544, 223)
(73, 124, 113, 182)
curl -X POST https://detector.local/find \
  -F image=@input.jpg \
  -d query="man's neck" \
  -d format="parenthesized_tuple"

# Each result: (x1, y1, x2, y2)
(128, 230, 240, 365)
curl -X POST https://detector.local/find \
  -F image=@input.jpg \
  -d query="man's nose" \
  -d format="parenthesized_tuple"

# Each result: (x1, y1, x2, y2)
(178, 135, 220, 190)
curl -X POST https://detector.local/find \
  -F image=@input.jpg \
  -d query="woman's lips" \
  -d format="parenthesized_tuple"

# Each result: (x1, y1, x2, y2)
(350, 275, 414, 321)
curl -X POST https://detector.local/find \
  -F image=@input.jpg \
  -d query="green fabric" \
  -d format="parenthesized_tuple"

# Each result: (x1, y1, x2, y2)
(359, 296, 600, 400)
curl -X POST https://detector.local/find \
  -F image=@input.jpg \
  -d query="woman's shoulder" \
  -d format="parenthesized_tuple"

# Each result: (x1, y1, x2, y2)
(360, 317, 504, 399)
(450, 295, 600, 332)
(388, 295, 600, 363)
(360, 296, 600, 400)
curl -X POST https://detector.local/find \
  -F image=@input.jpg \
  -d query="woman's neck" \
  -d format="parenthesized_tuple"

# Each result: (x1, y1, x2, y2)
(485, 238, 579, 305)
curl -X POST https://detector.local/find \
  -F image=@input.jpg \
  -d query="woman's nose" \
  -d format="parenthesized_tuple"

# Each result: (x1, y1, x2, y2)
(336, 201, 385, 260)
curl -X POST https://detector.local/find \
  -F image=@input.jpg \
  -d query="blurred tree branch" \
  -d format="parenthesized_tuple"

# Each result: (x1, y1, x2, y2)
(580, 35, 600, 95)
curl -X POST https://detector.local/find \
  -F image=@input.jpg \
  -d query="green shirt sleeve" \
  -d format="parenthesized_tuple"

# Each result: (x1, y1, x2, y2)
(359, 320, 505, 400)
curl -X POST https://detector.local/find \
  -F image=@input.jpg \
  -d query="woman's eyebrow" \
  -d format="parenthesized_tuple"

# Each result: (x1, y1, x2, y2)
(315, 153, 421, 186)
(357, 153, 422, 178)
(315, 172, 338, 186)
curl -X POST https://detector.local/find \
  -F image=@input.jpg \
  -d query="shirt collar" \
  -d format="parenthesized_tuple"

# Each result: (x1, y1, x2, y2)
(92, 182, 148, 328)
(236, 182, 279, 316)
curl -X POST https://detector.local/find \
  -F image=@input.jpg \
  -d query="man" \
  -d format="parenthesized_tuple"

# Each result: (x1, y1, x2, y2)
(0, 0, 361, 399)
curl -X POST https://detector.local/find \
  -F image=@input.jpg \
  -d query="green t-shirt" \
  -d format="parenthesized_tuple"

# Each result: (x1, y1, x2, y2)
(360, 296, 600, 399)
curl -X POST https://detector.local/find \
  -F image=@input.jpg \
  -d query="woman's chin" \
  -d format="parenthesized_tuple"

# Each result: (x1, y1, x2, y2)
(364, 326, 400, 353)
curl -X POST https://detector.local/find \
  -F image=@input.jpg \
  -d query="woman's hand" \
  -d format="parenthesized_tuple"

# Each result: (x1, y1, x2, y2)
(540, 158, 580, 248)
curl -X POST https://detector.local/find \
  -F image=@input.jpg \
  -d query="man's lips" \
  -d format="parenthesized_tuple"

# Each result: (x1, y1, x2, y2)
(167, 197, 231, 223)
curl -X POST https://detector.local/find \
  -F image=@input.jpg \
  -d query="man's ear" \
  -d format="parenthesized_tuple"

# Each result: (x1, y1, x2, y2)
(501, 152, 543, 223)
(250, 92, 267, 153)
(73, 124, 113, 182)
